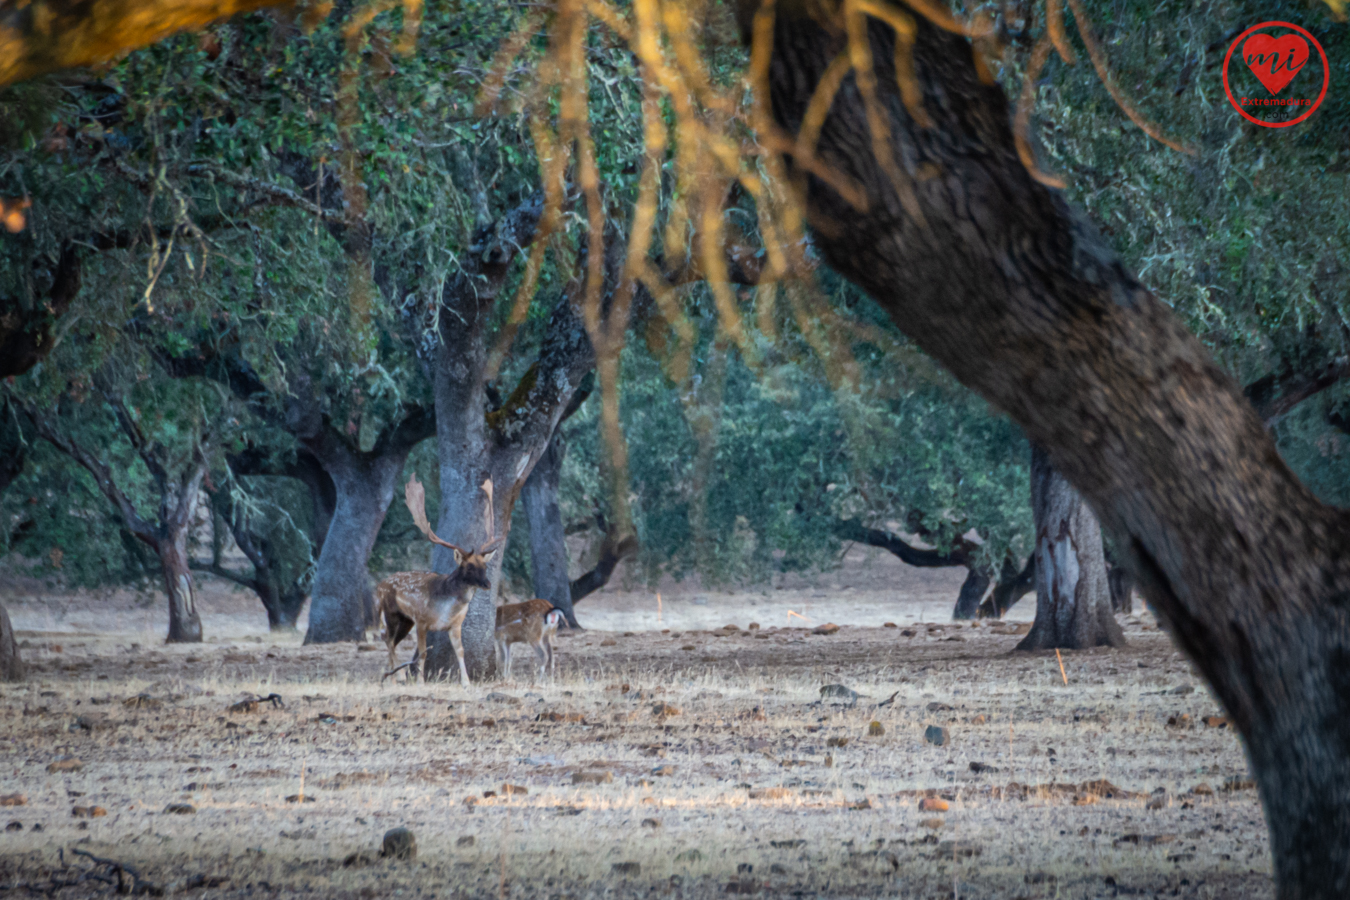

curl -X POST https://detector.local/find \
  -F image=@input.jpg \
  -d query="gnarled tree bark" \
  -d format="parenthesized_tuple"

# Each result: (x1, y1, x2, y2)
(745, 4, 1350, 894)
(0, 600, 23, 682)
(1018, 445, 1123, 650)
(521, 433, 576, 626)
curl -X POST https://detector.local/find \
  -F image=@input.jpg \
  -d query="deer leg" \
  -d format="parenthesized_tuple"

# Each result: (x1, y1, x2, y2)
(531, 641, 548, 683)
(415, 626, 428, 685)
(449, 612, 471, 689)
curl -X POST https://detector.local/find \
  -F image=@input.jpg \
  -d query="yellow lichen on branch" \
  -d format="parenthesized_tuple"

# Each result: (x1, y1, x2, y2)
(0, 0, 293, 88)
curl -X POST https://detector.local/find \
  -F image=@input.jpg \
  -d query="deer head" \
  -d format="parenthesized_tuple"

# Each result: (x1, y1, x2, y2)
(404, 475, 505, 588)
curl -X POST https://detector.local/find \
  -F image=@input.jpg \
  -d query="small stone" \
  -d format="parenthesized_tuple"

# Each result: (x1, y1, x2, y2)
(572, 770, 614, 785)
(812, 623, 840, 635)
(849, 798, 872, 810)
(926, 702, 953, 712)
(883, 622, 898, 628)
(4, 821, 20, 832)
(819, 684, 858, 702)
(641, 818, 662, 828)
(382, 827, 417, 860)
(968, 761, 996, 774)
(0, 794, 25, 807)
(163, 803, 196, 815)
(681, 645, 697, 651)
(770, 839, 805, 849)
(1145, 794, 1168, 810)
(1191, 783, 1214, 796)
(723, 624, 739, 631)
(612, 862, 641, 876)
(826, 736, 849, 748)
(747, 623, 760, 630)
(920, 818, 945, 829)
(285, 794, 317, 803)
(342, 852, 376, 868)
(1221, 777, 1256, 792)
(970, 714, 987, 725)
(651, 765, 677, 777)
(1166, 714, 1192, 728)
(924, 725, 948, 746)
(1203, 716, 1231, 728)
(71, 806, 107, 818)
(601, 639, 617, 647)
(868, 721, 885, 736)
(485, 692, 522, 705)
(652, 702, 681, 717)
(918, 798, 949, 812)
(501, 784, 528, 795)
(46, 758, 83, 774)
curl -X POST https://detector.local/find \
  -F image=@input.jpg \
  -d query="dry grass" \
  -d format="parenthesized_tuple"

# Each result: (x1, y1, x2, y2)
(0, 581, 1271, 899)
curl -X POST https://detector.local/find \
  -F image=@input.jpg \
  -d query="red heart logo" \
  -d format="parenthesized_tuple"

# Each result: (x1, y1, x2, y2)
(1243, 33, 1309, 95)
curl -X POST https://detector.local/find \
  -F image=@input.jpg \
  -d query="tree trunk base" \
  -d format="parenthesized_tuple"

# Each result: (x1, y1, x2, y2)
(0, 602, 23, 682)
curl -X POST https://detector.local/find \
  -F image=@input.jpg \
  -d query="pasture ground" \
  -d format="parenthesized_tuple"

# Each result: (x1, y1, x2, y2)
(0, 560, 1270, 899)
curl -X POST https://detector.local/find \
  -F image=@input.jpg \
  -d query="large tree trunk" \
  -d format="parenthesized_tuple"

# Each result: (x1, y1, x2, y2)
(748, 6, 1350, 895)
(0, 601, 23, 682)
(159, 536, 203, 644)
(303, 455, 404, 644)
(951, 567, 992, 620)
(1018, 446, 1123, 650)
(521, 434, 577, 626)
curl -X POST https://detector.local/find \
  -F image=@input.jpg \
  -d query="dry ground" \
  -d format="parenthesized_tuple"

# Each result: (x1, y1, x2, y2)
(0, 565, 1270, 900)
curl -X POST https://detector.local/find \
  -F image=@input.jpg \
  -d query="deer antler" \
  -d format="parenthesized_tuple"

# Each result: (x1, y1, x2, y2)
(479, 479, 505, 553)
(405, 474, 467, 554)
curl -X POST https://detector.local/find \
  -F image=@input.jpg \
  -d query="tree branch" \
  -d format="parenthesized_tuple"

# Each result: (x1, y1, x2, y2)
(1244, 356, 1350, 427)
(832, 518, 974, 568)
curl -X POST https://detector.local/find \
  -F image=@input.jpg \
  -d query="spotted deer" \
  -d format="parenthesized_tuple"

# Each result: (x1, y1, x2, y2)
(378, 475, 503, 686)
(494, 598, 564, 681)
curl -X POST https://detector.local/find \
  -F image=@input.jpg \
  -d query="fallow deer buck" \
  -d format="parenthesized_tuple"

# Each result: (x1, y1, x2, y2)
(494, 598, 564, 682)
(377, 475, 503, 687)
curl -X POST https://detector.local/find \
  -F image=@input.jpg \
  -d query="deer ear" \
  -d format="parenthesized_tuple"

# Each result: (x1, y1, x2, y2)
(452, 548, 465, 566)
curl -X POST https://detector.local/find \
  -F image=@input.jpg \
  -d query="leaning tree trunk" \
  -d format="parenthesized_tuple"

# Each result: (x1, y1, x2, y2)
(159, 536, 203, 644)
(521, 434, 578, 626)
(1018, 445, 1123, 650)
(951, 567, 992, 620)
(304, 456, 404, 644)
(747, 4, 1350, 895)
(0, 601, 23, 682)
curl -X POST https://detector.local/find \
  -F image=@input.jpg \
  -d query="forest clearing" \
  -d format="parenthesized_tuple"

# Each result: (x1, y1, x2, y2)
(0, 570, 1267, 900)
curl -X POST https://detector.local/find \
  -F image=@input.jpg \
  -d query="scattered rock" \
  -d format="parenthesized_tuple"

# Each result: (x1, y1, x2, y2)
(1166, 714, 1192, 728)
(342, 852, 376, 868)
(1172, 685, 1195, 695)
(849, 798, 872, 810)
(485, 693, 521, 705)
(969, 761, 996, 774)
(46, 758, 83, 774)
(1203, 716, 1231, 728)
(826, 736, 849, 748)
(1145, 794, 1168, 810)
(680, 645, 697, 651)
(924, 725, 948, 746)
(382, 827, 417, 861)
(652, 702, 681, 717)
(918, 798, 949, 812)
(748, 787, 793, 800)
(612, 862, 641, 876)
(1191, 783, 1214, 796)
(572, 770, 614, 785)
(970, 714, 987, 725)
(770, 839, 806, 849)
(651, 765, 677, 777)
(500, 784, 528, 795)
(868, 721, 885, 737)
(819, 684, 858, 703)
(0, 794, 25, 807)
(641, 818, 661, 828)
(812, 623, 840, 635)
(122, 694, 161, 709)
(919, 818, 945, 829)
(71, 806, 107, 818)
(600, 639, 617, 647)
(4, 821, 20, 832)
(163, 803, 196, 815)
(1221, 777, 1256, 792)
(724, 880, 761, 894)
(883, 622, 897, 628)
(457, 835, 476, 847)
(747, 623, 760, 630)
(285, 794, 317, 803)
(926, 702, 953, 712)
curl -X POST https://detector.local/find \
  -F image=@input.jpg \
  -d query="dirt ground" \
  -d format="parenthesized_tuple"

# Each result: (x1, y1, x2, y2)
(0, 555, 1270, 900)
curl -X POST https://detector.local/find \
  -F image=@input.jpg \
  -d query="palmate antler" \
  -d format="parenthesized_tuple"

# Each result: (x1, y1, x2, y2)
(404, 474, 467, 554)
(404, 474, 505, 555)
